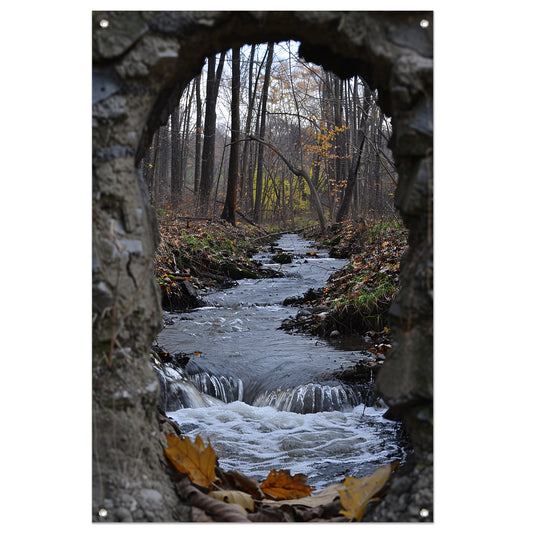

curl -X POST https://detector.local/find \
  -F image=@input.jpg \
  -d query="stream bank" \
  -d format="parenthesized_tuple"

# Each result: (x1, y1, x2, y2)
(278, 221, 408, 395)
(154, 216, 285, 311)
(283, 220, 408, 338)
(151, 224, 413, 521)
(153, 218, 409, 414)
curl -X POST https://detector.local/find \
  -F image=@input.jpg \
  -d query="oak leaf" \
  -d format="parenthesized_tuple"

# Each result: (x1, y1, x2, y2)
(164, 434, 217, 489)
(339, 464, 394, 521)
(260, 469, 314, 500)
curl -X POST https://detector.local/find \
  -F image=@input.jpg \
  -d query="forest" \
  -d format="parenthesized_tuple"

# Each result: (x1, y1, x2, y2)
(142, 40, 412, 522)
(141, 41, 398, 231)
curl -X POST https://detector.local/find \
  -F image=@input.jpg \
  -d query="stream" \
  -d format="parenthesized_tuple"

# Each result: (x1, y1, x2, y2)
(155, 234, 406, 490)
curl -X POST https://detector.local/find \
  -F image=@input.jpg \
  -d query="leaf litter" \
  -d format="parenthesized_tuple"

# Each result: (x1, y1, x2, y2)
(163, 431, 396, 522)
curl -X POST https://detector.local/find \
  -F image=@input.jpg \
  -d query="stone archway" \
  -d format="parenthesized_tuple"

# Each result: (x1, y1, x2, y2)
(92, 11, 433, 522)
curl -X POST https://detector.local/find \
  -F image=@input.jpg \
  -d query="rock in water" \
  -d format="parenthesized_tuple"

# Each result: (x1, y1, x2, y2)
(272, 252, 292, 264)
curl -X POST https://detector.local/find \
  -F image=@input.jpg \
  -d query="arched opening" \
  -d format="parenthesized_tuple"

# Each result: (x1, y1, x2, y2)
(93, 11, 432, 522)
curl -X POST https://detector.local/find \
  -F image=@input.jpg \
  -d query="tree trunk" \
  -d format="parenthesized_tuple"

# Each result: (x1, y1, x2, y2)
(221, 48, 241, 225)
(179, 84, 194, 202)
(170, 107, 181, 208)
(198, 52, 225, 213)
(194, 75, 202, 194)
(335, 136, 365, 223)
(333, 76, 346, 190)
(239, 44, 256, 204)
(253, 42, 274, 225)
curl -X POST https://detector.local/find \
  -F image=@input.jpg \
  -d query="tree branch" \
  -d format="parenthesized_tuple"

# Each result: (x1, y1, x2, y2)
(365, 137, 398, 186)
(244, 135, 327, 230)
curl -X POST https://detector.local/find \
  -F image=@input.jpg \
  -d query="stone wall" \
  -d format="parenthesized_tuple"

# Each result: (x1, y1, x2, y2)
(92, 11, 433, 521)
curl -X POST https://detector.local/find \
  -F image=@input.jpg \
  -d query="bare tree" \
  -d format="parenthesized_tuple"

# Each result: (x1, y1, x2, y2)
(194, 74, 202, 193)
(142, 41, 398, 228)
(221, 48, 241, 225)
(198, 51, 226, 213)
(247, 134, 327, 231)
(253, 42, 274, 224)
(239, 44, 257, 208)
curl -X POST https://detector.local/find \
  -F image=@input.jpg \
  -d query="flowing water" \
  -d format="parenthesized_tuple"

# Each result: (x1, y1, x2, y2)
(155, 234, 406, 490)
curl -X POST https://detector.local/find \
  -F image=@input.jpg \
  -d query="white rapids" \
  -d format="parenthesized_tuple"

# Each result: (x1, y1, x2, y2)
(168, 401, 402, 491)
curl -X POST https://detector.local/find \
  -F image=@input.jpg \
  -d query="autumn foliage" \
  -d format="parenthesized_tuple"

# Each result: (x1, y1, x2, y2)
(163, 431, 396, 522)
(339, 464, 396, 520)
(164, 434, 217, 489)
(260, 469, 314, 500)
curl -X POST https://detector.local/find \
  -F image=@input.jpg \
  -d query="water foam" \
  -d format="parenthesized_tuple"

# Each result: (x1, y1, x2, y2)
(168, 402, 404, 490)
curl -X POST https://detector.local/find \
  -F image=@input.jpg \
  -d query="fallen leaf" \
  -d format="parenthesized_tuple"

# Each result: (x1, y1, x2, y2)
(221, 470, 264, 500)
(164, 434, 217, 489)
(339, 464, 394, 521)
(260, 469, 314, 500)
(262, 482, 343, 508)
(209, 490, 254, 512)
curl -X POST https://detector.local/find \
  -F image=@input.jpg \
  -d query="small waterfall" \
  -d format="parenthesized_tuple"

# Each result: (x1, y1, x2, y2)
(153, 361, 223, 410)
(187, 371, 244, 404)
(155, 359, 361, 414)
(251, 383, 362, 413)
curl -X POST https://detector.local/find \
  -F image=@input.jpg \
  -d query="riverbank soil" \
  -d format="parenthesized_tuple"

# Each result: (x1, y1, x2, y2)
(280, 221, 408, 389)
(153, 214, 282, 311)
(285, 220, 408, 337)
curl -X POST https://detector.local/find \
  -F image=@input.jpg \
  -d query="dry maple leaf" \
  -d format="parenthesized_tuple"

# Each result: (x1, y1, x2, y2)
(164, 434, 217, 489)
(260, 469, 314, 500)
(339, 464, 394, 521)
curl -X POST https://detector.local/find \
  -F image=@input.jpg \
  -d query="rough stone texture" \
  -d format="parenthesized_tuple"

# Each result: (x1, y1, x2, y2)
(92, 11, 433, 522)
(364, 451, 434, 522)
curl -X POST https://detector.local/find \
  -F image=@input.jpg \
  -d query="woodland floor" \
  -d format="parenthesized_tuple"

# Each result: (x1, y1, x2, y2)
(152, 214, 413, 522)
(153, 216, 280, 311)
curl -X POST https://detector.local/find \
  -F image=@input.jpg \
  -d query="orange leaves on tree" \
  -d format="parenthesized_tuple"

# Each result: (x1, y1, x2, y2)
(164, 434, 217, 489)
(339, 464, 396, 521)
(260, 469, 314, 501)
